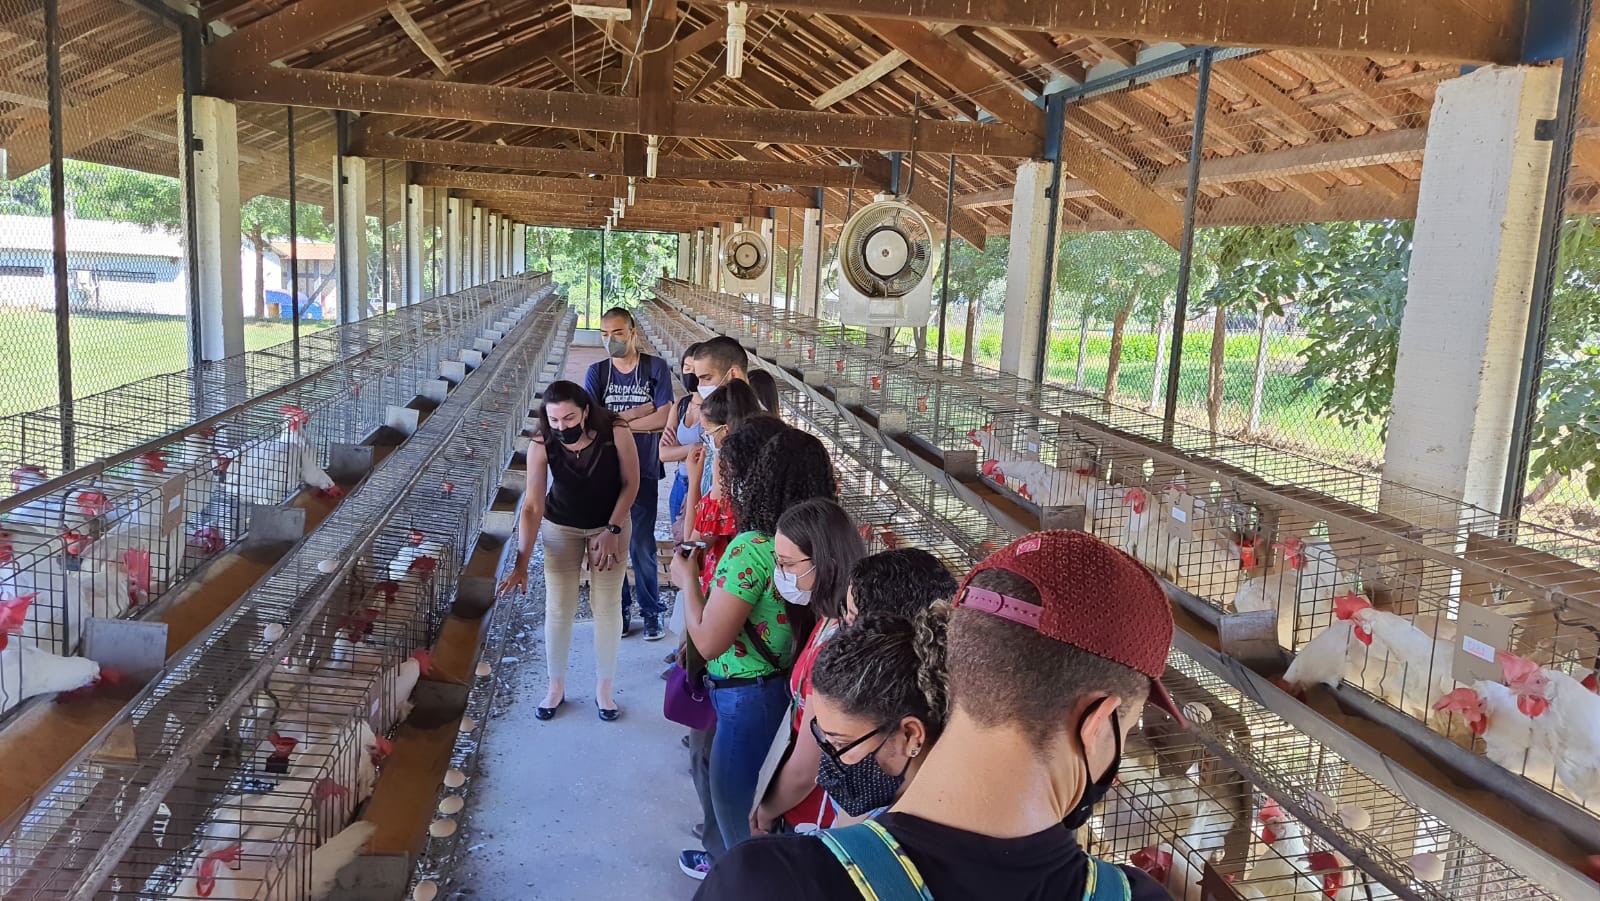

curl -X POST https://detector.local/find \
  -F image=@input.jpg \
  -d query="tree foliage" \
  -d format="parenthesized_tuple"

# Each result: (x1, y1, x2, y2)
(528, 226, 678, 314)
(0, 160, 181, 230)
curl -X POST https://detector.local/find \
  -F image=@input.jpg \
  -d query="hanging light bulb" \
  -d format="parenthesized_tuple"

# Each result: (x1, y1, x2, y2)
(646, 136, 660, 178)
(627, 176, 637, 206)
(725, 2, 748, 79)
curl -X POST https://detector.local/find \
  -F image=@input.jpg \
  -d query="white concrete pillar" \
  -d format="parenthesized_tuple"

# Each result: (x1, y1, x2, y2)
(513, 223, 527, 273)
(430, 188, 446, 297)
(445, 197, 462, 294)
(799, 208, 822, 317)
(334, 154, 368, 322)
(469, 204, 483, 286)
(758, 217, 776, 303)
(1382, 65, 1560, 519)
(677, 233, 692, 280)
(483, 212, 496, 280)
(502, 220, 512, 274)
(178, 95, 244, 362)
(999, 160, 1052, 377)
(403, 184, 423, 306)
(710, 225, 723, 292)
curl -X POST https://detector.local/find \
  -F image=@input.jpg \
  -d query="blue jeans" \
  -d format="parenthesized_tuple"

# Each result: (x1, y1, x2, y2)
(707, 675, 790, 851)
(620, 477, 663, 621)
(668, 471, 689, 525)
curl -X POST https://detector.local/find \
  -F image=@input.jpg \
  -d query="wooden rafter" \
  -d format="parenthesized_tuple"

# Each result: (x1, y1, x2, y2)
(387, 2, 455, 77)
(416, 165, 816, 207)
(353, 133, 864, 186)
(206, 63, 1042, 157)
(743, 0, 1525, 64)
(6, 0, 395, 176)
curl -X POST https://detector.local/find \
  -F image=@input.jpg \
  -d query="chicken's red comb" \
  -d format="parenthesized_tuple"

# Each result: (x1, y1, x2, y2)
(408, 556, 438, 577)
(1584, 671, 1599, 694)
(412, 648, 435, 674)
(1304, 850, 1342, 872)
(1499, 652, 1546, 688)
(137, 452, 168, 474)
(373, 735, 394, 758)
(75, 490, 111, 518)
(9, 464, 46, 484)
(1258, 797, 1287, 823)
(313, 778, 349, 802)
(1433, 686, 1483, 714)
(373, 580, 401, 603)
(407, 528, 426, 545)
(1334, 590, 1371, 621)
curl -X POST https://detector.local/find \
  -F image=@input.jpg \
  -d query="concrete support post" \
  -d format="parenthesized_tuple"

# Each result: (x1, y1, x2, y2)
(469, 204, 483, 286)
(483, 212, 496, 280)
(513, 223, 527, 273)
(999, 161, 1052, 377)
(710, 225, 723, 292)
(333, 154, 368, 322)
(431, 188, 447, 298)
(1382, 65, 1561, 519)
(677, 233, 692, 280)
(445, 197, 462, 294)
(502, 219, 512, 275)
(178, 95, 244, 362)
(799, 208, 823, 317)
(404, 184, 423, 306)
(758, 217, 776, 304)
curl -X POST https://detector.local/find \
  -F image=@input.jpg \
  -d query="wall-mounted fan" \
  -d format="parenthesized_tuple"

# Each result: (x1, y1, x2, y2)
(721, 229, 771, 297)
(836, 199, 935, 327)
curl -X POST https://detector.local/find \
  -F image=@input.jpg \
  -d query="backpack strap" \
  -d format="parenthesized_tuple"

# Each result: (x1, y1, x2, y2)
(1083, 856, 1131, 901)
(816, 822, 934, 901)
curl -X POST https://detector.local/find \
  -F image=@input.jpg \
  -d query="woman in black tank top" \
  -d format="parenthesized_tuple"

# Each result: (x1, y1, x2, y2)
(499, 380, 640, 721)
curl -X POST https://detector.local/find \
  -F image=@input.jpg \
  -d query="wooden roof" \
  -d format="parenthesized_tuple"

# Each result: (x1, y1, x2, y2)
(2, 0, 1583, 247)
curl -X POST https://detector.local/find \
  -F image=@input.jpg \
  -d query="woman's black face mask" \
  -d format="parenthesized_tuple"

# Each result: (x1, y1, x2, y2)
(681, 371, 699, 393)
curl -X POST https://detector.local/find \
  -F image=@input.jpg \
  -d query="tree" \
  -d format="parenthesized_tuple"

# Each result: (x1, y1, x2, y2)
(0, 160, 181, 230)
(942, 237, 1008, 365)
(1056, 231, 1183, 402)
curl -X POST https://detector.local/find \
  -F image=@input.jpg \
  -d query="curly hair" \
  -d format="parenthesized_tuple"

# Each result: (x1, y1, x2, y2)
(812, 604, 952, 743)
(850, 549, 959, 621)
(736, 429, 837, 536)
(715, 415, 789, 511)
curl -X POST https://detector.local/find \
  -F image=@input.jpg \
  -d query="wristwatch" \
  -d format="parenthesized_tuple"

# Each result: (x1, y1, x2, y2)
(603, 523, 623, 535)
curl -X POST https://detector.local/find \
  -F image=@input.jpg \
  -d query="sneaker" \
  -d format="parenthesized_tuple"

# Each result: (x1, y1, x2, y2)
(679, 850, 713, 881)
(643, 617, 665, 641)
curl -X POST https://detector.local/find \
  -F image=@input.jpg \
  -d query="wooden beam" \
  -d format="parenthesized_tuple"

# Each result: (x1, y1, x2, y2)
(1582, 11, 1600, 126)
(1061, 133, 1184, 247)
(1063, 181, 1420, 232)
(5, 0, 394, 176)
(210, 64, 1042, 157)
(674, 11, 728, 63)
(860, 17, 1046, 139)
(745, 0, 1525, 64)
(637, 0, 678, 136)
(417, 166, 816, 207)
(350, 133, 863, 186)
(387, 2, 455, 77)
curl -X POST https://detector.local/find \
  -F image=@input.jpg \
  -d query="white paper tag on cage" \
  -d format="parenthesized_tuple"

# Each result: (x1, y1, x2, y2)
(1462, 636, 1496, 664)
(1456, 603, 1514, 684)
(1024, 429, 1042, 459)
(1167, 492, 1196, 540)
(160, 475, 187, 536)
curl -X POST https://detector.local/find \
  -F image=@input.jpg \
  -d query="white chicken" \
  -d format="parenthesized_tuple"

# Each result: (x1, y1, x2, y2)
(1340, 593, 1455, 717)
(1239, 799, 1322, 901)
(1433, 681, 1561, 790)
(0, 643, 103, 716)
(1231, 537, 1343, 649)
(308, 821, 377, 899)
(370, 648, 434, 731)
(387, 538, 445, 583)
(1500, 655, 1600, 805)
(97, 451, 184, 590)
(230, 405, 342, 507)
(1168, 790, 1238, 901)
(169, 790, 373, 900)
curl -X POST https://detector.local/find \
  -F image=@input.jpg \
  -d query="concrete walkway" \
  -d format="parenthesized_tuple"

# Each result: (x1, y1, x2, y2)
(454, 337, 702, 900)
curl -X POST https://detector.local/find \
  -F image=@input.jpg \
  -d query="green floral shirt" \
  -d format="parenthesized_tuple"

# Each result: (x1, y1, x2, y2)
(709, 531, 797, 679)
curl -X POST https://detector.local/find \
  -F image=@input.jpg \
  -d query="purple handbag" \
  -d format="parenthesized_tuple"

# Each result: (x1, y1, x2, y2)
(664, 663, 716, 730)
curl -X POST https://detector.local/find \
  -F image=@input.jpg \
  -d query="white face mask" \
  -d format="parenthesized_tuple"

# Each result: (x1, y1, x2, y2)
(773, 564, 815, 606)
(697, 384, 717, 399)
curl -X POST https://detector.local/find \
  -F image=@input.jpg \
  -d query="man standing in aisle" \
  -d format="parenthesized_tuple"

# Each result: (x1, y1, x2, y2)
(586, 307, 674, 641)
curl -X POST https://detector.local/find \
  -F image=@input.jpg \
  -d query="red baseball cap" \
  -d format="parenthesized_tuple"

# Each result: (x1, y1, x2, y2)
(954, 530, 1183, 723)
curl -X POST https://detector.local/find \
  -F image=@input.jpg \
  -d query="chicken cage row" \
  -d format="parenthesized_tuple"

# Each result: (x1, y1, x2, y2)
(0, 289, 569, 900)
(650, 290, 1592, 899)
(0, 278, 555, 724)
(655, 280, 1600, 835)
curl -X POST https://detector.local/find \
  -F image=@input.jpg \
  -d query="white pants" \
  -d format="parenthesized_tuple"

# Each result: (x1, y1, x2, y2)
(541, 520, 629, 683)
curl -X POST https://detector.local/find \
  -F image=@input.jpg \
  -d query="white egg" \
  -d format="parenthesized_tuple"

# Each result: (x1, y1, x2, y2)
(412, 881, 439, 901)
(1337, 803, 1372, 832)
(317, 559, 340, 574)
(262, 623, 285, 643)
(428, 818, 457, 838)
(438, 795, 465, 815)
(1408, 852, 1445, 883)
(443, 769, 467, 788)
(475, 662, 493, 678)
(459, 716, 476, 732)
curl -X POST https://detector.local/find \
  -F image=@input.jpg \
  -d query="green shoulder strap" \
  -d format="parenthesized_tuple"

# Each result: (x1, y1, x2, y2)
(1083, 856, 1132, 901)
(816, 821, 935, 901)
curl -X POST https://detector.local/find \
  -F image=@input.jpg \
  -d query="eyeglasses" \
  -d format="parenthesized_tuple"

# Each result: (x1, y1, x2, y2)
(810, 717, 886, 762)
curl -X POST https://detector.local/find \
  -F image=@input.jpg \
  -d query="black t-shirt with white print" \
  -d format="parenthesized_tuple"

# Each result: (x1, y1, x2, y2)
(692, 812, 1169, 901)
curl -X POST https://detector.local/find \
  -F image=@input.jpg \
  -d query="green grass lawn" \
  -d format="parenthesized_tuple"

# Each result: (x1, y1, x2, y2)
(0, 310, 335, 418)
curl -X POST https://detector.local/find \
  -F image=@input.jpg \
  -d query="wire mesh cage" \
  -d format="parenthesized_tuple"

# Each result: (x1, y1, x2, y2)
(658, 279, 1600, 897)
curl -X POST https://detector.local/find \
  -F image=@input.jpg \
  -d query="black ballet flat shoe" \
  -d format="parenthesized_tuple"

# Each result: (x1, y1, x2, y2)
(535, 696, 565, 721)
(597, 700, 621, 722)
